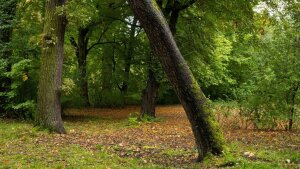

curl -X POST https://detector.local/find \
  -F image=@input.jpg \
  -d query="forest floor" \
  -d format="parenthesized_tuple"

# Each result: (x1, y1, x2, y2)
(1, 105, 300, 169)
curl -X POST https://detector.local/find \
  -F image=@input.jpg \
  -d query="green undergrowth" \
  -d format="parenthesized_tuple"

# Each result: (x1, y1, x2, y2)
(127, 113, 162, 126)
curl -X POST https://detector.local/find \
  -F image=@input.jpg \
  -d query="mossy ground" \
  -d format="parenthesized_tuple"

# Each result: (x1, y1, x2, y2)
(1, 105, 299, 168)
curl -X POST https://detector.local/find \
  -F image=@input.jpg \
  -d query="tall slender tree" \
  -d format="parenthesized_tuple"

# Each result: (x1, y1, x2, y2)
(128, 0, 225, 161)
(120, 17, 138, 96)
(70, 27, 90, 107)
(36, 0, 67, 133)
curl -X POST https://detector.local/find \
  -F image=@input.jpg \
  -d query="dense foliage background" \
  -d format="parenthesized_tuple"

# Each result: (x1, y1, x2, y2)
(0, 0, 299, 130)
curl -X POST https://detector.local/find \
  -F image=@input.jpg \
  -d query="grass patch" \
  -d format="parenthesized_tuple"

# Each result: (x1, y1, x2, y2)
(161, 148, 196, 157)
(0, 119, 167, 169)
(63, 116, 134, 135)
(127, 113, 162, 126)
(1, 106, 299, 169)
(200, 142, 300, 169)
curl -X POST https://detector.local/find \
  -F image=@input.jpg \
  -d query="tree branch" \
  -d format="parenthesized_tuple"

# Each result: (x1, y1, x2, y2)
(87, 24, 112, 52)
(105, 16, 141, 27)
(177, 0, 197, 11)
(69, 36, 78, 48)
(87, 41, 120, 53)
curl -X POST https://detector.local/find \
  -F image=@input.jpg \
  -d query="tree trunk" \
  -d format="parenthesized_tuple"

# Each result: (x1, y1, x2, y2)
(70, 27, 90, 107)
(288, 83, 299, 131)
(169, 10, 179, 34)
(36, 0, 67, 134)
(77, 28, 90, 107)
(140, 6, 180, 117)
(0, 0, 17, 113)
(141, 69, 159, 117)
(128, 0, 225, 161)
(121, 17, 138, 96)
(101, 45, 114, 92)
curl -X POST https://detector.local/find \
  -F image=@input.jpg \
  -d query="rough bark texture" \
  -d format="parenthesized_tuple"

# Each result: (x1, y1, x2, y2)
(128, 0, 225, 161)
(36, 0, 67, 134)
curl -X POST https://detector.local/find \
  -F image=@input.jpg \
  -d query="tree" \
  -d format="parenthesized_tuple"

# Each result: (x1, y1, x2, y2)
(236, 1, 300, 130)
(69, 27, 90, 107)
(67, 0, 119, 107)
(120, 17, 138, 96)
(35, 0, 67, 133)
(0, 0, 18, 113)
(128, 0, 225, 161)
(140, 0, 196, 117)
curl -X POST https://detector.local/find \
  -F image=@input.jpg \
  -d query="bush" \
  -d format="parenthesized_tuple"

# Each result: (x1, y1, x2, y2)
(1, 59, 37, 119)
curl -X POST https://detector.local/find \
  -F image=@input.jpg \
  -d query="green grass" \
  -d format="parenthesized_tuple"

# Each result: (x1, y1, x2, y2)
(0, 144, 165, 169)
(127, 113, 163, 127)
(160, 148, 196, 157)
(0, 119, 165, 169)
(0, 118, 299, 169)
(200, 142, 300, 169)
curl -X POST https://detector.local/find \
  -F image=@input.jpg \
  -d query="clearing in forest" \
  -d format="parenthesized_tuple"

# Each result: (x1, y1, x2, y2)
(1, 105, 300, 168)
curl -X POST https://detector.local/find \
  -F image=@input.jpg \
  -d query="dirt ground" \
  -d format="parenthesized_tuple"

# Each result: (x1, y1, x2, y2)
(32, 105, 297, 167)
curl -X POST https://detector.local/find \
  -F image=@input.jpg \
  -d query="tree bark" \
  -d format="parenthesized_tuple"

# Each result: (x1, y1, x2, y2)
(121, 17, 138, 95)
(128, 0, 225, 161)
(70, 27, 90, 107)
(169, 10, 179, 34)
(141, 68, 160, 117)
(36, 0, 67, 134)
(140, 4, 180, 117)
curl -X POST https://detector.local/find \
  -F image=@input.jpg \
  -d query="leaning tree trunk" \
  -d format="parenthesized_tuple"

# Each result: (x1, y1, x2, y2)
(128, 0, 225, 161)
(36, 0, 67, 134)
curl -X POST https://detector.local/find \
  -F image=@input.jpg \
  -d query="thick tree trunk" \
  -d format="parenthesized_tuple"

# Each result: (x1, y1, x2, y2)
(129, 0, 225, 161)
(141, 69, 159, 117)
(0, 0, 17, 113)
(121, 17, 138, 95)
(36, 0, 67, 134)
